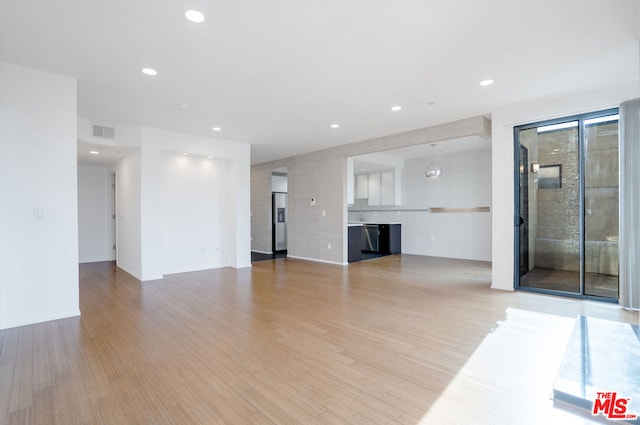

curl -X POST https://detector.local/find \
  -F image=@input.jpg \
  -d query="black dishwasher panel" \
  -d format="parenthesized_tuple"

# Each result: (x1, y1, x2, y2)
(378, 224, 402, 254)
(362, 224, 379, 252)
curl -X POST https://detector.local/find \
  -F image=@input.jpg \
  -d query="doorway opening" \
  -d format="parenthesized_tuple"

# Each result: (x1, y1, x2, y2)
(271, 168, 288, 258)
(514, 109, 619, 300)
(251, 168, 288, 262)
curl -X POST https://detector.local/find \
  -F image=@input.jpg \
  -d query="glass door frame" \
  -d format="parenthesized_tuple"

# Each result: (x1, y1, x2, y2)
(513, 108, 619, 302)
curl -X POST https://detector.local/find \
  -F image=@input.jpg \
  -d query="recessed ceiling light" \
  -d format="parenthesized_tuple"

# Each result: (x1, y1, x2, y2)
(391, 105, 402, 111)
(330, 124, 340, 129)
(177, 103, 188, 110)
(207, 155, 213, 159)
(185, 10, 205, 23)
(182, 152, 189, 156)
(142, 68, 158, 76)
(212, 127, 222, 132)
(480, 79, 494, 86)
(89, 150, 100, 155)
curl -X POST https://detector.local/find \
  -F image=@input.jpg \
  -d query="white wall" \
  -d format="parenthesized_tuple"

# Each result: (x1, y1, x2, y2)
(116, 148, 142, 279)
(350, 149, 492, 261)
(161, 152, 228, 274)
(272, 174, 288, 192)
(491, 82, 637, 291)
(139, 126, 251, 279)
(78, 165, 114, 263)
(0, 61, 80, 329)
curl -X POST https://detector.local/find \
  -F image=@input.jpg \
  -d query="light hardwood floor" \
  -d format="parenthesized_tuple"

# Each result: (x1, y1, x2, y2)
(0, 256, 637, 424)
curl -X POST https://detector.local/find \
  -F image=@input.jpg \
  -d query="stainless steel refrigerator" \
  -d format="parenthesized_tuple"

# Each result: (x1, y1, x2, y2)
(272, 192, 287, 252)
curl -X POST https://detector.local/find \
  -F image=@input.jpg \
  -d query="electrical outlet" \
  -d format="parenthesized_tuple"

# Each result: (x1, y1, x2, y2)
(322, 210, 326, 217)
(327, 243, 332, 250)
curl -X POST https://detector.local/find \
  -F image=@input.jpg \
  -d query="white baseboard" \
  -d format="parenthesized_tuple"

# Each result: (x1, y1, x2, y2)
(0, 309, 81, 331)
(251, 250, 273, 254)
(491, 283, 514, 291)
(116, 264, 143, 281)
(141, 274, 164, 282)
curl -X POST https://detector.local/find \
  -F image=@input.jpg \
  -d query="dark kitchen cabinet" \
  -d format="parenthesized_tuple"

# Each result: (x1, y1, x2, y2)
(378, 224, 401, 254)
(348, 226, 362, 263)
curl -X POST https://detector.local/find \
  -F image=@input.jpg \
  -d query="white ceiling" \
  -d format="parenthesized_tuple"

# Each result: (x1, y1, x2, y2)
(77, 140, 135, 167)
(1, 0, 638, 165)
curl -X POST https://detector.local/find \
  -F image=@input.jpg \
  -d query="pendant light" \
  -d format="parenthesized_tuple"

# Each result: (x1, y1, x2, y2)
(425, 144, 442, 180)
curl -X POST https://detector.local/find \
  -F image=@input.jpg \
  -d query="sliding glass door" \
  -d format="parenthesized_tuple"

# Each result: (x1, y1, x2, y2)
(584, 116, 619, 298)
(515, 110, 619, 300)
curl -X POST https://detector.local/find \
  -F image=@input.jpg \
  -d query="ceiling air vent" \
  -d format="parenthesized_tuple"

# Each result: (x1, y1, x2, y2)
(92, 124, 115, 139)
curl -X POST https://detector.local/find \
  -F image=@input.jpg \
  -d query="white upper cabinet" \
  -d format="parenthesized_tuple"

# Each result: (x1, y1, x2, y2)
(367, 173, 381, 206)
(380, 170, 394, 205)
(356, 174, 368, 199)
(355, 169, 401, 206)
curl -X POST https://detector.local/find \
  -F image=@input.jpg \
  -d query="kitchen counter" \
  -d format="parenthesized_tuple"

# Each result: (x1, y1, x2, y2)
(348, 222, 402, 225)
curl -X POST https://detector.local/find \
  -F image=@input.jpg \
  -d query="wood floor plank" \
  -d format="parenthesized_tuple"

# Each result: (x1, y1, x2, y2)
(0, 328, 19, 367)
(0, 256, 637, 424)
(31, 387, 55, 425)
(241, 388, 313, 424)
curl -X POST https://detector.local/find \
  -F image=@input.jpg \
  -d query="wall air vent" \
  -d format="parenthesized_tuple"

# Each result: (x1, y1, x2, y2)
(92, 124, 115, 139)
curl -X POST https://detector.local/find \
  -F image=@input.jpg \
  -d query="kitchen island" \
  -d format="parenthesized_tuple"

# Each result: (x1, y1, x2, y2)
(348, 222, 401, 263)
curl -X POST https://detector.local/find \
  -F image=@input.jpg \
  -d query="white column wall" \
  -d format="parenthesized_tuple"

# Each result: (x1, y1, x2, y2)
(0, 61, 80, 329)
(115, 148, 142, 279)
